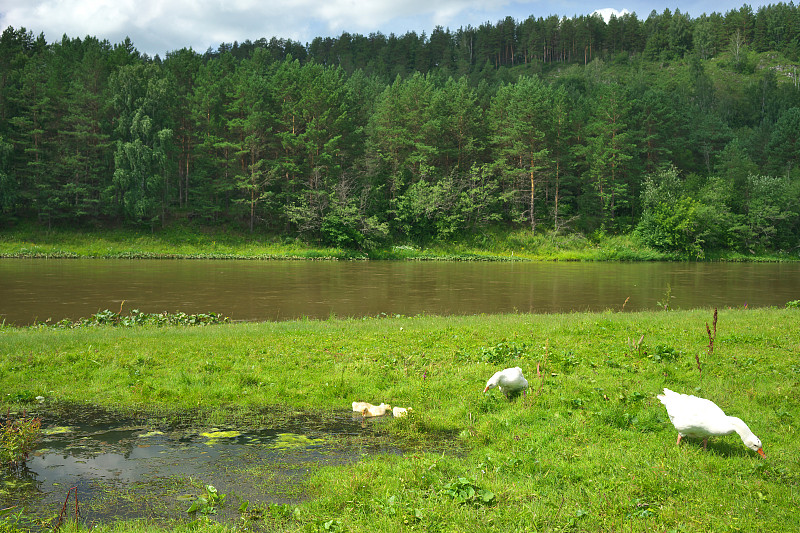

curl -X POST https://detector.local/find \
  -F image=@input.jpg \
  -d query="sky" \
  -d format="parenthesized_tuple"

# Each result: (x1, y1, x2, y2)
(0, 0, 767, 58)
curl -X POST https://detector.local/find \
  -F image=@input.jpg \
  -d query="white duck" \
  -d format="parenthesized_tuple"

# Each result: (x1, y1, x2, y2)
(657, 388, 765, 457)
(356, 402, 392, 417)
(483, 367, 528, 399)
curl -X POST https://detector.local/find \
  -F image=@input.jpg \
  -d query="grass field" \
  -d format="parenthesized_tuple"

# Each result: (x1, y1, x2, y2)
(2, 307, 799, 532)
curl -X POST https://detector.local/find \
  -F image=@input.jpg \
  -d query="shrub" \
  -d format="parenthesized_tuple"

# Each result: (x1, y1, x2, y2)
(0, 413, 41, 467)
(636, 197, 704, 258)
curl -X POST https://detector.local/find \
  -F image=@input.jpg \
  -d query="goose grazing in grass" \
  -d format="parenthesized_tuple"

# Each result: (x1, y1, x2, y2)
(483, 367, 528, 399)
(657, 388, 765, 457)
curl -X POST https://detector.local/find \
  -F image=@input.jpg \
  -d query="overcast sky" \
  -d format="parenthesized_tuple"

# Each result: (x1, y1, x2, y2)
(1, 1, 766, 58)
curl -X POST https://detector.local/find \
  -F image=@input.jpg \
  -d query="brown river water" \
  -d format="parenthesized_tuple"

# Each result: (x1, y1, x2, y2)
(1, 259, 799, 325)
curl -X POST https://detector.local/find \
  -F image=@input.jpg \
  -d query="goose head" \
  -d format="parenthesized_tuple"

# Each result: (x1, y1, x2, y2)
(483, 375, 499, 393)
(732, 416, 766, 457)
(742, 433, 765, 457)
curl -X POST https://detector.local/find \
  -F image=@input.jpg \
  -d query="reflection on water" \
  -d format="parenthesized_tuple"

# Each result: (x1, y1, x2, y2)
(0, 406, 399, 529)
(1, 259, 799, 325)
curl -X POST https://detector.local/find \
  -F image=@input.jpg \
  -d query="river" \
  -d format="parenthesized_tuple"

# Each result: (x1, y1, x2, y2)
(1, 259, 798, 325)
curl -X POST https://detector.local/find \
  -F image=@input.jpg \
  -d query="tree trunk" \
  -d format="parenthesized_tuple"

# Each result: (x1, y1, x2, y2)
(530, 160, 536, 232)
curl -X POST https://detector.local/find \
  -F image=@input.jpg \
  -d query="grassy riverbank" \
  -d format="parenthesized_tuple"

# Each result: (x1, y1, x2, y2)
(2, 308, 799, 532)
(3, 223, 793, 262)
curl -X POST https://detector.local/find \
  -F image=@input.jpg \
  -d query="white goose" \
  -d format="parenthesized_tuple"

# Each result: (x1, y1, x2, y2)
(657, 388, 765, 457)
(483, 367, 528, 399)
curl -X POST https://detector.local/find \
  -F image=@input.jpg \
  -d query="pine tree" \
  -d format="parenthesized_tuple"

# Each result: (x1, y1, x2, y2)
(766, 107, 800, 177)
(489, 76, 551, 231)
(9, 44, 56, 225)
(56, 36, 113, 220)
(163, 47, 202, 210)
(579, 82, 635, 226)
(189, 52, 237, 221)
(228, 49, 272, 232)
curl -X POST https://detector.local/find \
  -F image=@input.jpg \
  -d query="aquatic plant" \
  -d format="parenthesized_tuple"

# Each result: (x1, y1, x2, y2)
(0, 507, 24, 533)
(657, 283, 674, 310)
(186, 484, 226, 515)
(45, 309, 230, 329)
(0, 412, 41, 467)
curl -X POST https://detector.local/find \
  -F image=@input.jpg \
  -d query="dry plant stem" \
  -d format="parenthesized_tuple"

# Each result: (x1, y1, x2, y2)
(713, 308, 718, 339)
(553, 495, 566, 526)
(698, 307, 717, 362)
(537, 339, 549, 396)
(696, 350, 702, 378)
(706, 323, 714, 356)
(114, 300, 126, 326)
(55, 486, 79, 531)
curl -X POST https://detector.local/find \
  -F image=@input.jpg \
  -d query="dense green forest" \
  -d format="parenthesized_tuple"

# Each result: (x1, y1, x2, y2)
(1, 3, 800, 256)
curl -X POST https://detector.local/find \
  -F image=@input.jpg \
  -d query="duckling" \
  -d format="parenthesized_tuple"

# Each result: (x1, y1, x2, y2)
(361, 402, 392, 417)
(392, 406, 412, 418)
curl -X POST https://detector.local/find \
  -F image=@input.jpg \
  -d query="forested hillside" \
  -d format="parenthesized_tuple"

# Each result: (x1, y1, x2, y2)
(1, 3, 799, 256)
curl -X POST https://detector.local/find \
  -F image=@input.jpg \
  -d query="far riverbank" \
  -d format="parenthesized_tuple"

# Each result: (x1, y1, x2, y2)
(1, 224, 796, 262)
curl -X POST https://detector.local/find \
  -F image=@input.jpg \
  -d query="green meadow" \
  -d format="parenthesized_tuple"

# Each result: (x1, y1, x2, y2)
(2, 307, 799, 532)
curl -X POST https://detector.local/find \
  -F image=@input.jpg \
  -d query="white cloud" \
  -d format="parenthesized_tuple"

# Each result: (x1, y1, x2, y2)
(313, 0, 516, 34)
(592, 7, 631, 22)
(0, 0, 521, 56)
(1, 1, 755, 58)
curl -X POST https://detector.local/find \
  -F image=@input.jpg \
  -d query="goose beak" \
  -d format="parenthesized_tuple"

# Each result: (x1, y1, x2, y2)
(483, 386, 489, 393)
(757, 448, 766, 458)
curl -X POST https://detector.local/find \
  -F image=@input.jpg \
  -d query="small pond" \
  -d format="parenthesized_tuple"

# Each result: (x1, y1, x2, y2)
(1, 405, 405, 530)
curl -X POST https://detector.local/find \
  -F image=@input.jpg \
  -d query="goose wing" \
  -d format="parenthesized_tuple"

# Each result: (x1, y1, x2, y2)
(658, 388, 729, 436)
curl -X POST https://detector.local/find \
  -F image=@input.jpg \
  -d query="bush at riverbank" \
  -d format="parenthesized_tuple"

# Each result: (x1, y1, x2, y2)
(1, 223, 796, 262)
(2, 308, 799, 532)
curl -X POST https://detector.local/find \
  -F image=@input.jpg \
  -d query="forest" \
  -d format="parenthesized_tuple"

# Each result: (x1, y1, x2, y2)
(0, 3, 799, 257)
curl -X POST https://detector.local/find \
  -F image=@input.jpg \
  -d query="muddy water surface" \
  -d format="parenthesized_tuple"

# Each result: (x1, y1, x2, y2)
(1, 405, 402, 530)
(4, 259, 800, 325)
